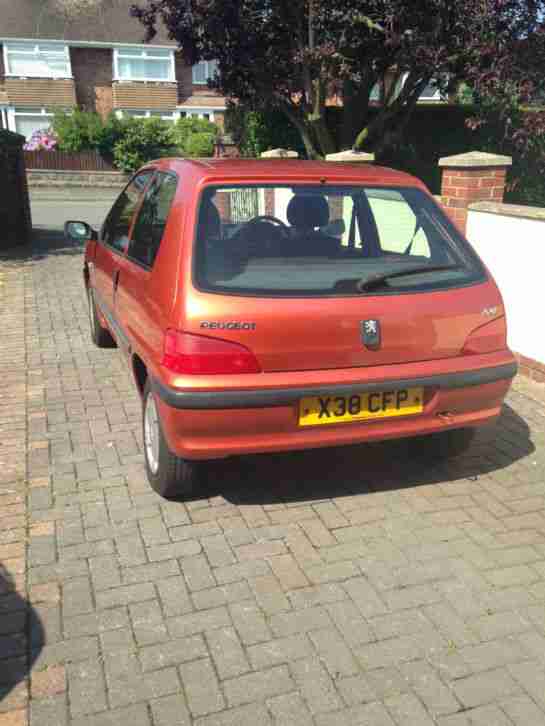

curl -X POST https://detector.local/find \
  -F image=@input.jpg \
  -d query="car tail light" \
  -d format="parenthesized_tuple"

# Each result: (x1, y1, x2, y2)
(162, 330, 261, 375)
(462, 316, 507, 355)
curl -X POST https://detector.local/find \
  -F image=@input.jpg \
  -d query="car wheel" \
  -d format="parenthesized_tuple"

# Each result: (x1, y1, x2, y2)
(409, 427, 476, 460)
(142, 381, 202, 499)
(88, 287, 115, 348)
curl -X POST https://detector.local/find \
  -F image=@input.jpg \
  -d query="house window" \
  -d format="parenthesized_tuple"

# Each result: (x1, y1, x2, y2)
(179, 109, 216, 122)
(192, 60, 218, 85)
(4, 42, 71, 78)
(114, 47, 175, 82)
(9, 108, 54, 140)
(118, 110, 178, 123)
(418, 80, 442, 101)
(370, 82, 381, 102)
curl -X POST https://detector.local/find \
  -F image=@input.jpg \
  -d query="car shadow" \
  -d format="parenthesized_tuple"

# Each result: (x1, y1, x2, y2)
(0, 563, 44, 705)
(0, 228, 84, 267)
(199, 403, 535, 505)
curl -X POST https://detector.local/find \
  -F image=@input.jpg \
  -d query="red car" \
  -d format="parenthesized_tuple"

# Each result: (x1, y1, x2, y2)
(66, 159, 517, 498)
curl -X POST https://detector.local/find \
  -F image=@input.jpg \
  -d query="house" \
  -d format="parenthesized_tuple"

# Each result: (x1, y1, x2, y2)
(0, 0, 226, 139)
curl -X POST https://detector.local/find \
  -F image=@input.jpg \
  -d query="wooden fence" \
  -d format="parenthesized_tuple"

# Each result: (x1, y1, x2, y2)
(24, 150, 115, 171)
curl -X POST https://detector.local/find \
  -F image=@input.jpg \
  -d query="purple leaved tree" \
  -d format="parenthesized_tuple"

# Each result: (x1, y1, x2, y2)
(130, 0, 545, 162)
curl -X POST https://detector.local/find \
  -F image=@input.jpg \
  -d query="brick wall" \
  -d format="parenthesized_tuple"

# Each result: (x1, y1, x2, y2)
(71, 47, 114, 117)
(0, 130, 32, 248)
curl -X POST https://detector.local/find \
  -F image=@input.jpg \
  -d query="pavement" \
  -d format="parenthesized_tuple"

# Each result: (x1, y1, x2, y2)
(1, 212, 545, 726)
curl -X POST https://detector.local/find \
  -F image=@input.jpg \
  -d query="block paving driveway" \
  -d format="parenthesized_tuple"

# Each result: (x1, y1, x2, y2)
(2, 229, 545, 726)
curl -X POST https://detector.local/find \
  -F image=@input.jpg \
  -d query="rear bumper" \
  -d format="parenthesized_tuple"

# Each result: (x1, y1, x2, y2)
(152, 353, 517, 460)
(151, 361, 517, 410)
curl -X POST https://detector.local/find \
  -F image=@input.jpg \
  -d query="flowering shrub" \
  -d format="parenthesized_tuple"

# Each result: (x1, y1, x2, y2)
(23, 128, 58, 152)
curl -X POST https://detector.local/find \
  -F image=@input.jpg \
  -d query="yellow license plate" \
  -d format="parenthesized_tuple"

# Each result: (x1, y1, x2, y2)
(298, 387, 424, 427)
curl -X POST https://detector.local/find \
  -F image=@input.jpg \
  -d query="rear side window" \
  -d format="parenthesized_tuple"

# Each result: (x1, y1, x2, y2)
(102, 171, 153, 252)
(128, 172, 178, 268)
(193, 185, 485, 297)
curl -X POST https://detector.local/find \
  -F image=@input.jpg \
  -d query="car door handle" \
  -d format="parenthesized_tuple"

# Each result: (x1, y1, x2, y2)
(113, 269, 120, 291)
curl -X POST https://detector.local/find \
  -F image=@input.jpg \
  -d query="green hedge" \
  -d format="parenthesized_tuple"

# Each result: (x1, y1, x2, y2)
(228, 104, 544, 206)
(51, 111, 219, 172)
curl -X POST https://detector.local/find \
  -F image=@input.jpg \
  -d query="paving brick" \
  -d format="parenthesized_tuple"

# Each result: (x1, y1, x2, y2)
(167, 606, 232, 638)
(385, 692, 436, 726)
(32, 636, 99, 670)
(104, 650, 179, 708)
(95, 583, 155, 609)
(201, 534, 236, 567)
(508, 660, 545, 709)
(122, 559, 179, 585)
(459, 639, 530, 673)
(206, 626, 249, 679)
(129, 599, 168, 646)
(192, 581, 252, 611)
(61, 577, 94, 617)
(299, 518, 336, 547)
(223, 665, 294, 707)
(325, 599, 374, 646)
(181, 554, 216, 591)
(308, 627, 359, 678)
(248, 575, 290, 614)
(266, 692, 313, 726)
(500, 694, 545, 726)
(399, 660, 461, 717)
(156, 576, 192, 617)
(270, 605, 332, 637)
(67, 659, 107, 716)
(214, 559, 271, 585)
(194, 702, 271, 726)
(146, 540, 201, 562)
(179, 658, 225, 716)
(140, 634, 207, 671)
(290, 656, 343, 714)
(29, 694, 68, 726)
(247, 634, 314, 669)
(68, 704, 151, 726)
(268, 554, 309, 590)
(88, 555, 121, 590)
(452, 667, 520, 708)
(63, 608, 129, 638)
(149, 694, 191, 726)
(229, 601, 271, 645)
(314, 702, 396, 726)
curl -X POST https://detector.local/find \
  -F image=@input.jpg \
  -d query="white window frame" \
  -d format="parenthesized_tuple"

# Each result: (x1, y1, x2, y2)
(7, 107, 55, 139)
(396, 72, 444, 102)
(115, 109, 179, 122)
(3, 41, 72, 79)
(0, 107, 9, 130)
(178, 108, 218, 122)
(192, 60, 217, 85)
(113, 47, 176, 83)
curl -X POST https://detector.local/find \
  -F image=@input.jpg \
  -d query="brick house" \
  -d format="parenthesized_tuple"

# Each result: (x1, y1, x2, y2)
(0, 0, 226, 139)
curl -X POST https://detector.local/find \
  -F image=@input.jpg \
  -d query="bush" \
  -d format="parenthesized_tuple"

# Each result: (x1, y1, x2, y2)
(113, 117, 176, 173)
(52, 109, 104, 152)
(184, 131, 216, 157)
(225, 104, 305, 158)
(23, 128, 58, 151)
(169, 117, 218, 155)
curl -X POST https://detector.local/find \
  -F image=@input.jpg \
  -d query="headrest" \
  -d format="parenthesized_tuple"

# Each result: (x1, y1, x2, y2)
(199, 198, 221, 238)
(287, 195, 329, 229)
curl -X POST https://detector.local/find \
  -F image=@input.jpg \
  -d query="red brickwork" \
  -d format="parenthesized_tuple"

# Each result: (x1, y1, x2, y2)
(440, 155, 510, 234)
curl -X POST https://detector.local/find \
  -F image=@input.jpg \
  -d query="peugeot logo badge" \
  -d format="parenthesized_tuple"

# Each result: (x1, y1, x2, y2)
(362, 319, 381, 349)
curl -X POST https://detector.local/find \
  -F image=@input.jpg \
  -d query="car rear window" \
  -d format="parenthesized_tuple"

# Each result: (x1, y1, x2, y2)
(193, 185, 486, 297)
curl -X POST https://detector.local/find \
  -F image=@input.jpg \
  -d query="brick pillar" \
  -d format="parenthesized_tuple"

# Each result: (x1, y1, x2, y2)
(439, 151, 511, 234)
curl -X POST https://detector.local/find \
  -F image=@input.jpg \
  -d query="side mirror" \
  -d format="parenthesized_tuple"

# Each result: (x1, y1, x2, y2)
(64, 220, 96, 242)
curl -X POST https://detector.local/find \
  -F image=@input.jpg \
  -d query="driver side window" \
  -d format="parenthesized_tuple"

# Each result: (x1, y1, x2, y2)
(102, 172, 153, 253)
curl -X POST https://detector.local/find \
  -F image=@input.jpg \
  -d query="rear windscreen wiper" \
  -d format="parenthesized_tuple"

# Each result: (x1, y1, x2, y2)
(357, 264, 462, 292)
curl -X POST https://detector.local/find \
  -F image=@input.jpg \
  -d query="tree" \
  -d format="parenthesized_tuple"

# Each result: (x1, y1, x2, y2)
(131, 0, 545, 159)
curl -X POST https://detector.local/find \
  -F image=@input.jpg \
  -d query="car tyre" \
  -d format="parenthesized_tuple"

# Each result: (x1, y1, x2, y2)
(142, 380, 202, 499)
(88, 287, 115, 348)
(409, 427, 476, 460)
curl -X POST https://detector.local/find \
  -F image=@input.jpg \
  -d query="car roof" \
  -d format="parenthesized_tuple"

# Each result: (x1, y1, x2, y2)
(148, 157, 426, 190)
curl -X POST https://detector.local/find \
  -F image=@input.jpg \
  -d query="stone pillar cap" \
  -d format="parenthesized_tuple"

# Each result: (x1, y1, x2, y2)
(439, 151, 512, 168)
(325, 150, 375, 162)
(260, 148, 299, 158)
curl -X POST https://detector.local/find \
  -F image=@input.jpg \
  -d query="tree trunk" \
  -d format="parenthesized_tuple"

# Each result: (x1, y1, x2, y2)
(341, 80, 371, 150)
